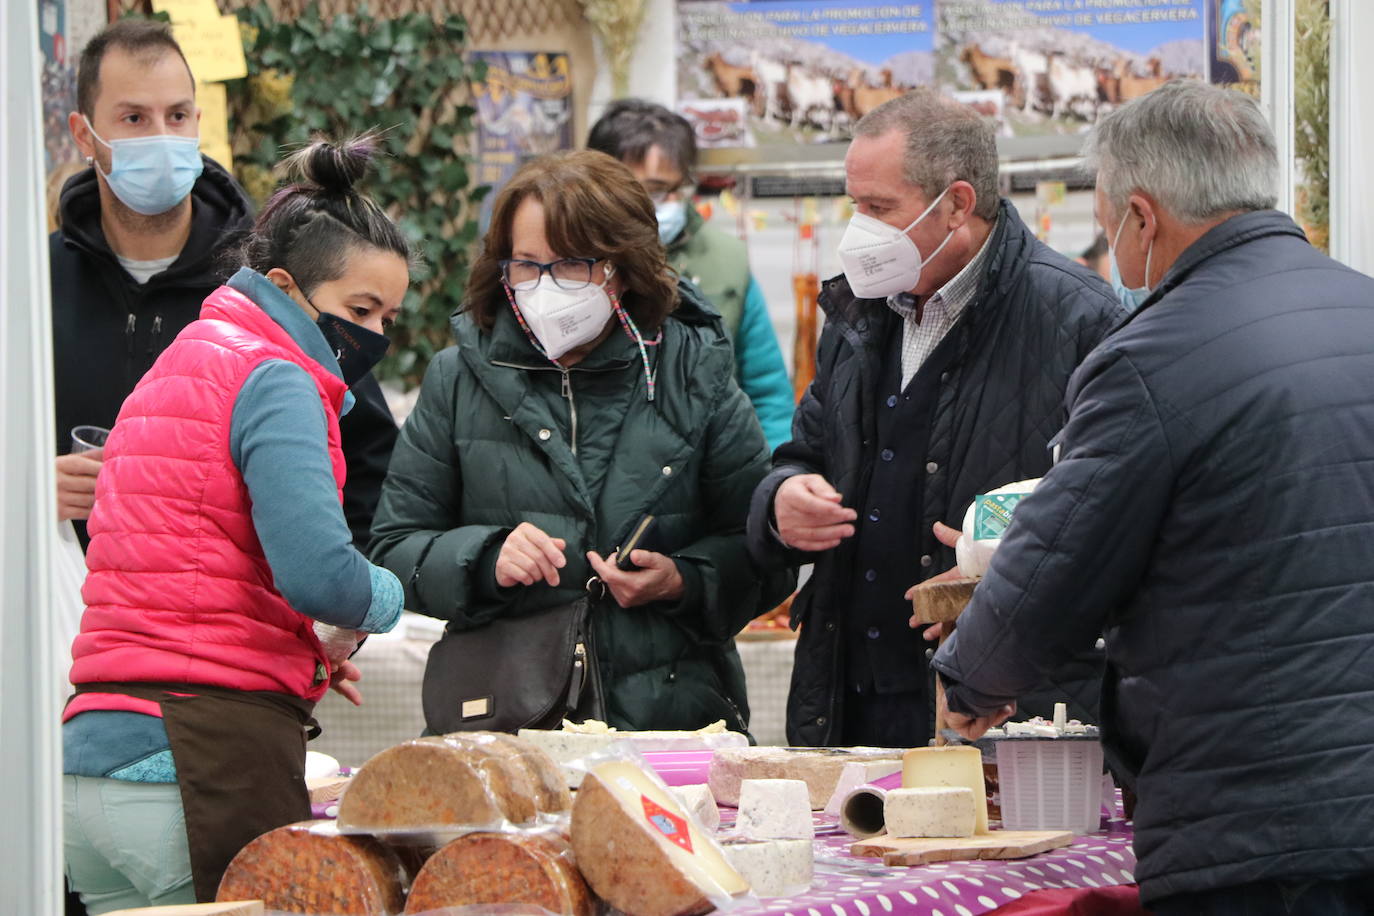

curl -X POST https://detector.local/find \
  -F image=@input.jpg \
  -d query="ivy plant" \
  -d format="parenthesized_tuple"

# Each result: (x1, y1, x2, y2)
(228, 2, 488, 388)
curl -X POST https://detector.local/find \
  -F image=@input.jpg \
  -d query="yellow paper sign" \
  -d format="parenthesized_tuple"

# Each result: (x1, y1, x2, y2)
(154, 0, 248, 85)
(196, 82, 228, 145)
(196, 81, 231, 167)
(152, 0, 220, 20)
(202, 142, 234, 169)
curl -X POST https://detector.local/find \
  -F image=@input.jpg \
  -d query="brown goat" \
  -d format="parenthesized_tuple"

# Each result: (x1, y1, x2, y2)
(705, 53, 757, 100)
(961, 43, 1017, 95)
(1114, 57, 1167, 102)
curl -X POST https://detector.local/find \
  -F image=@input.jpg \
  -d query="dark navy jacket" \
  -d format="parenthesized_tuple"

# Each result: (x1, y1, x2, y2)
(933, 210, 1374, 902)
(748, 199, 1125, 746)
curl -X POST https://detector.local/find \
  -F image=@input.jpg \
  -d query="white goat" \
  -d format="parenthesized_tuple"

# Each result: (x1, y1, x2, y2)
(785, 62, 834, 131)
(1047, 52, 1099, 121)
(751, 52, 789, 124)
(1011, 43, 1049, 114)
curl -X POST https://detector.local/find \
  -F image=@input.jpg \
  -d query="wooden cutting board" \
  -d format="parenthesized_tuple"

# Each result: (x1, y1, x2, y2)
(103, 901, 265, 916)
(851, 829, 1075, 866)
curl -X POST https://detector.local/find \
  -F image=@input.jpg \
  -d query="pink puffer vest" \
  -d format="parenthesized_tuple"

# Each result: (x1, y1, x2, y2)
(69, 285, 348, 706)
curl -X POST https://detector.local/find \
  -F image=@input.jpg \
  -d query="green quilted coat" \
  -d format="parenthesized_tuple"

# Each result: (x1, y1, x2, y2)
(369, 282, 795, 731)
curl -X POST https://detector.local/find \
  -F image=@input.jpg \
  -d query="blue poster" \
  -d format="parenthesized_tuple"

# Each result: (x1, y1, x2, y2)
(677, 1, 937, 147)
(938, 0, 1206, 137)
(470, 51, 574, 229)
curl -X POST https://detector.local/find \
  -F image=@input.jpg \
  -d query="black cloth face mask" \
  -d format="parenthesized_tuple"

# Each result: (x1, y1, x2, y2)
(302, 293, 391, 386)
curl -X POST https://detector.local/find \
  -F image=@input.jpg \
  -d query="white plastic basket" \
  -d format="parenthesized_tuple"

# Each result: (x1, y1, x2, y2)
(994, 738, 1104, 834)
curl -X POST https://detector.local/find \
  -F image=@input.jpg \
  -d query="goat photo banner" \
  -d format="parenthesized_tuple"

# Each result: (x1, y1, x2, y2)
(676, 0, 1216, 147)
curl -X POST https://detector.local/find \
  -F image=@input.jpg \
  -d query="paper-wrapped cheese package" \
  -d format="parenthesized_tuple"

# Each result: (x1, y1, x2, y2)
(955, 478, 1041, 578)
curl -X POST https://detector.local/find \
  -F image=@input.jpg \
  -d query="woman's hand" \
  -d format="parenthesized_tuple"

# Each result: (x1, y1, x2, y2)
(496, 522, 567, 588)
(330, 659, 364, 706)
(586, 550, 684, 608)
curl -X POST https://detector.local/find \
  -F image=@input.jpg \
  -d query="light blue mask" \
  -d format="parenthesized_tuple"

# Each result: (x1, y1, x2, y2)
(1108, 209, 1153, 312)
(655, 199, 688, 245)
(85, 116, 203, 216)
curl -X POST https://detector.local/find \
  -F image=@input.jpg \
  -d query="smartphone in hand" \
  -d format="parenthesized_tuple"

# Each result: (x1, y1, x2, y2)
(615, 514, 658, 571)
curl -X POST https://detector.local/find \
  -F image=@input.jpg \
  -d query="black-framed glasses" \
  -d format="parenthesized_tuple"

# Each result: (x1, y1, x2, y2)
(500, 257, 598, 291)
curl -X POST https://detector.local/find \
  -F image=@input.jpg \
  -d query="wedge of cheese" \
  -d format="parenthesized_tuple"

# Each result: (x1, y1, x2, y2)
(572, 760, 749, 916)
(884, 786, 976, 838)
(669, 783, 720, 833)
(901, 746, 989, 834)
(710, 747, 906, 809)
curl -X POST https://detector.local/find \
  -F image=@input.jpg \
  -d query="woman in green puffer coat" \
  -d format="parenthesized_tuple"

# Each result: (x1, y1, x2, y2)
(369, 150, 795, 732)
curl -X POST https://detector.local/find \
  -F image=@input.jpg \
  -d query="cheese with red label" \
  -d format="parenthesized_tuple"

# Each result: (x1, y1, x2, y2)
(884, 786, 976, 838)
(901, 746, 989, 834)
(736, 779, 814, 840)
(571, 760, 749, 916)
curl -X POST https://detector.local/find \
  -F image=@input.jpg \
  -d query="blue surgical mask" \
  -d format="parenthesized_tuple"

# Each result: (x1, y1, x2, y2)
(655, 199, 688, 245)
(1108, 210, 1153, 312)
(84, 116, 203, 216)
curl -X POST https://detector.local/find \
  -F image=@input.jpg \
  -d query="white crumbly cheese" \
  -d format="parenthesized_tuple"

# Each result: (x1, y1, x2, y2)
(721, 839, 814, 897)
(736, 779, 815, 840)
(670, 783, 720, 833)
(884, 786, 976, 838)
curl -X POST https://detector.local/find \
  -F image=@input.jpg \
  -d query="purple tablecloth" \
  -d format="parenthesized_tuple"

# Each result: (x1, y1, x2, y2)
(729, 813, 1137, 916)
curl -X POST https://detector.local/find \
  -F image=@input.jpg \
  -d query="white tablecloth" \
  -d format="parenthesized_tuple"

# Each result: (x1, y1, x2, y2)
(310, 613, 797, 766)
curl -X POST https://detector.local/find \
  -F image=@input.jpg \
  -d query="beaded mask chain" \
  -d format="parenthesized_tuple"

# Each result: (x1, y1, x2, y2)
(502, 276, 662, 401)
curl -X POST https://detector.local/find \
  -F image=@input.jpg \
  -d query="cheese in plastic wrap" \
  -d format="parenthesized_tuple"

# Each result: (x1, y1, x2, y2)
(955, 478, 1041, 578)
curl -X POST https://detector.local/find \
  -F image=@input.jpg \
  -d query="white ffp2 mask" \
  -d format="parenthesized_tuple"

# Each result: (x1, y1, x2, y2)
(837, 186, 954, 299)
(512, 266, 615, 360)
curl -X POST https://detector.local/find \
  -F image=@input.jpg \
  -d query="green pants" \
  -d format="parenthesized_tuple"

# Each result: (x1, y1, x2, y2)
(64, 775, 196, 914)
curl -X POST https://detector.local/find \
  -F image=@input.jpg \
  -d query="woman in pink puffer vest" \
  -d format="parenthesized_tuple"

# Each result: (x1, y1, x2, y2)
(63, 134, 411, 910)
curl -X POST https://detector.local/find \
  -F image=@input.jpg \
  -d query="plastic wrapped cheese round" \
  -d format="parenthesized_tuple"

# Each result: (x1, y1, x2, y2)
(955, 478, 1041, 578)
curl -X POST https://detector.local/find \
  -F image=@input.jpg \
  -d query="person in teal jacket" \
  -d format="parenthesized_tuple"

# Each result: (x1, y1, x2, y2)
(588, 100, 794, 451)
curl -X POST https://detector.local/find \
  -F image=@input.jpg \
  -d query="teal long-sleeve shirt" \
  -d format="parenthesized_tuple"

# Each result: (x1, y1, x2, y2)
(64, 268, 401, 781)
(736, 276, 794, 452)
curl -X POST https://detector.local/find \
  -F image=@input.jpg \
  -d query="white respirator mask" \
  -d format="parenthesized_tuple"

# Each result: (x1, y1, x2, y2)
(511, 264, 616, 361)
(837, 186, 954, 299)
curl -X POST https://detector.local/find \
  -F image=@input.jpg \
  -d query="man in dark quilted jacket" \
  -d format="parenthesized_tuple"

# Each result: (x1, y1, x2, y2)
(746, 87, 1125, 748)
(934, 80, 1374, 911)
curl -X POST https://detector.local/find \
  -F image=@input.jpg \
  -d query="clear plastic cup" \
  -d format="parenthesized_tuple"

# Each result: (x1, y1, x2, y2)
(70, 425, 110, 456)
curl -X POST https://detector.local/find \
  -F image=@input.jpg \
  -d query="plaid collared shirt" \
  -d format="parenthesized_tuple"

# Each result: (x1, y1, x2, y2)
(886, 219, 998, 389)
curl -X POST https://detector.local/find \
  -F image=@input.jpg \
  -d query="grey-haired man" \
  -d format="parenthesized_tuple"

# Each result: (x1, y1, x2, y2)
(933, 80, 1374, 912)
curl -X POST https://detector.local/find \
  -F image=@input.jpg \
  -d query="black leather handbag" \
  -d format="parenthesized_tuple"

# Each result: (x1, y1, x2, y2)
(420, 598, 605, 734)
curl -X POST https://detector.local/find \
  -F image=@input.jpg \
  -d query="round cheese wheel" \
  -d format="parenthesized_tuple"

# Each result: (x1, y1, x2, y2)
(404, 832, 594, 916)
(215, 821, 405, 915)
(955, 478, 1041, 578)
(337, 736, 536, 831)
(471, 731, 573, 814)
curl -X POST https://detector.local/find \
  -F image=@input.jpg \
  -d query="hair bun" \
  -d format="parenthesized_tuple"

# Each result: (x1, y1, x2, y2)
(284, 131, 380, 196)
